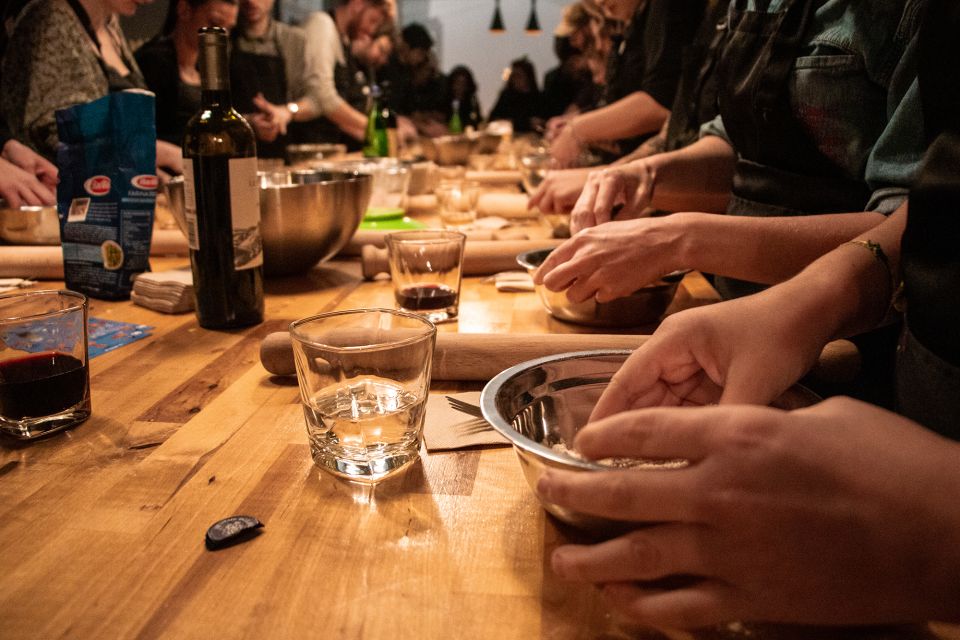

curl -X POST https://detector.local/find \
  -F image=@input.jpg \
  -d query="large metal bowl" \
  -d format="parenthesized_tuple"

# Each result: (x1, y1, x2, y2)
(481, 350, 821, 536)
(164, 169, 372, 276)
(518, 248, 683, 327)
(258, 169, 372, 275)
(0, 200, 60, 245)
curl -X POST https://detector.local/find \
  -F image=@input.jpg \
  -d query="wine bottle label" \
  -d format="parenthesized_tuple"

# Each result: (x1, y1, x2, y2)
(182, 159, 200, 251)
(183, 157, 263, 269)
(228, 157, 263, 271)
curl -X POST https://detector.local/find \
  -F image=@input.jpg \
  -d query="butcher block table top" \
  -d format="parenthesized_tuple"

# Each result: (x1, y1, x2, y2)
(2, 252, 958, 640)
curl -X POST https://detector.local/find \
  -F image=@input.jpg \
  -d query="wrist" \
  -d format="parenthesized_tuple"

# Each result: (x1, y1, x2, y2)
(567, 118, 585, 148)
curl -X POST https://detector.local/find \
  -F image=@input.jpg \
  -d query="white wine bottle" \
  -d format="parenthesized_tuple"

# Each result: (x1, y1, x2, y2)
(182, 26, 264, 329)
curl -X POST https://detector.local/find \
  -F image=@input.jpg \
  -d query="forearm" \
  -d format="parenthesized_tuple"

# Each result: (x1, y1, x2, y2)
(571, 91, 669, 145)
(612, 117, 668, 165)
(642, 135, 736, 212)
(726, 204, 907, 351)
(681, 210, 888, 285)
(325, 102, 367, 141)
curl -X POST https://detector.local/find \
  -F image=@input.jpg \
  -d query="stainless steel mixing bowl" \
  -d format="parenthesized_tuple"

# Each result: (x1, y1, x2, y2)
(259, 169, 372, 275)
(0, 200, 60, 245)
(163, 169, 372, 276)
(480, 349, 821, 536)
(517, 248, 684, 328)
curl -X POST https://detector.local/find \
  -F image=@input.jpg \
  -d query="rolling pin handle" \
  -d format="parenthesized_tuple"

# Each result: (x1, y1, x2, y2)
(361, 245, 390, 280)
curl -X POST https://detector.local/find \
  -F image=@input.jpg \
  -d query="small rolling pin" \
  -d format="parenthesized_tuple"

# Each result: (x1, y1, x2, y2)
(361, 238, 562, 280)
(260, 331, 861, 387)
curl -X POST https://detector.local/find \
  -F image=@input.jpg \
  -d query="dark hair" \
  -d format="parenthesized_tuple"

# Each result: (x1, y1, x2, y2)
(553, 35, 579, 61)
(447, 65, 477, 97)
(160, 0, 237, 37)
(401, 22, 433, 50)
(510, 57, 539, 93)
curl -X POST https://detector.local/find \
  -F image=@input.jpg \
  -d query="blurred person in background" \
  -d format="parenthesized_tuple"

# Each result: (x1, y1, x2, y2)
(1, 0, 182, 177)
(542, 3, 598, 120)
(445, 65, 482, 132)
(548, 0, 707, 167)
(136, 0, 240, 145)
(532, 0, 727, 213)
(0, 0, 57, 206)
(302, 0, 401, 149)
(489, 57, 544, 135)
(230, 0, 324, 157)
(350, 21, 395, 81)
(381, 22, 448, 137)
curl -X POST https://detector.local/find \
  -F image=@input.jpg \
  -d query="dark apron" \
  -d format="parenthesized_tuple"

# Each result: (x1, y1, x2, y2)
(894, 0, 960, 441)
(230, 38, 288, 159)
(712, 0, 871, 299)
(665, 0, 728, 152)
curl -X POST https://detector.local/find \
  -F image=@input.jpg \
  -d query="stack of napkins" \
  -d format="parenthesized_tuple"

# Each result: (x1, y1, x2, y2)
(131, 268, 194, 313)
(492, 271, 535, 292)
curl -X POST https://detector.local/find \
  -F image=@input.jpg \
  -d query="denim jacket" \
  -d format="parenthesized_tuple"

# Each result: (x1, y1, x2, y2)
(700, 0, 927, 213)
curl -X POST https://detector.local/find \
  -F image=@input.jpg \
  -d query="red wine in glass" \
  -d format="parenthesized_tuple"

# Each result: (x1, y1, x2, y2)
(395, 284, 458, 311)
(0, 352, 88, 419)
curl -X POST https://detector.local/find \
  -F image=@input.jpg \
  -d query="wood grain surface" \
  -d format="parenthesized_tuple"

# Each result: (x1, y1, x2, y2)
(2, 231, 958, 639)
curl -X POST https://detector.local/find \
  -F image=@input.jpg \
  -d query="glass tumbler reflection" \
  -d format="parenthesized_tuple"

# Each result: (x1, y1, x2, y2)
(289, 309, 437, 482)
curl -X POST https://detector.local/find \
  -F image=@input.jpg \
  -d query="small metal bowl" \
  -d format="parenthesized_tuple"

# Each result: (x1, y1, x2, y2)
(517, 248, 684, 328)
(420, 134, 476, 166)
(0, 200, 60, 245)
(481, 350, 821, 536)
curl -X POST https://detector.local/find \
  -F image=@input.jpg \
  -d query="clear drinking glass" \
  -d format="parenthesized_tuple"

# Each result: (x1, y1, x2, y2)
(290, 309, 436, 483)
(434, 179, 480, 229)
(0, 290, 90, 439)
(385, 230, 466, 324)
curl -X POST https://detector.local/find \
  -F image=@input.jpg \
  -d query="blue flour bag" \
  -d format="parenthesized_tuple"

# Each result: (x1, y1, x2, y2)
(56, 91, 157, 300)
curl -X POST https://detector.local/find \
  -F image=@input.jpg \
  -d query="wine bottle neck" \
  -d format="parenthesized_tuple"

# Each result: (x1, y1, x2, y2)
(198, 28, 230, 92)
(201, 89, 232, 109)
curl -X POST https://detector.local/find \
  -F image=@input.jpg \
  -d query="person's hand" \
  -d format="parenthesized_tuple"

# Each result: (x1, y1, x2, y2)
(534, 216, 690, 304)
(2, 139, 58, 190)
(549, 122, 582, 169)
(252, 93, 293, 135)
(0, 156, 57, 207)
(528, 167, 592, 213)
(397, 115, 418, 144)
(155, 140, 183, 176)
(569, 162, 654, 234)
(587, 290, 830, 418)
(248, 112, 280, 142)
(545, 114, 569, 142)
(537, 397, 960, 627)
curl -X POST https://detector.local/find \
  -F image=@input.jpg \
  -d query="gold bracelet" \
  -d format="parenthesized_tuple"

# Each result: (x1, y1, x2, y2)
(844, 239, 902, 313)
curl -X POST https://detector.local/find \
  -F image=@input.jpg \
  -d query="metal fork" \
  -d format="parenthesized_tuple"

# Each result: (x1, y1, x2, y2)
(445, 396, 484, 418)
(444, 396, 491, 433)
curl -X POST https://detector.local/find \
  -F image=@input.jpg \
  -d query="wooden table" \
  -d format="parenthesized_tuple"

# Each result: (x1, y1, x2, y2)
(2, 249, 958, 639)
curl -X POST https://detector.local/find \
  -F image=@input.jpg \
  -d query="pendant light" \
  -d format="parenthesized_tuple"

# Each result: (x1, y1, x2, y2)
(489, 0, 505, 33)
(525, 0, 541, 34)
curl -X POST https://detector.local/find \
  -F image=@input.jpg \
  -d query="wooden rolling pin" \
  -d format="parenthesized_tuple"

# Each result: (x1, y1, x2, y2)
(261, 331, 643, 379)
(260, 331, 861, 387)
(361, 238, 562, 279)
(476, 192, 536, 219)
(0, 246, 65, 279)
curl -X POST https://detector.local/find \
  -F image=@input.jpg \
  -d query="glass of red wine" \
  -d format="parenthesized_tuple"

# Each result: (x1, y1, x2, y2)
(385, 230, 466, 324)
(0, 290, 90, 439)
